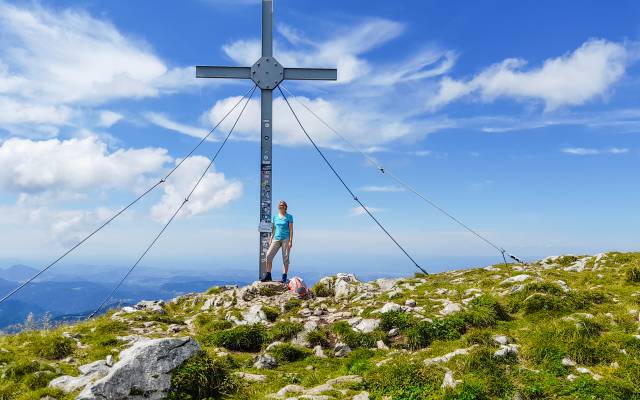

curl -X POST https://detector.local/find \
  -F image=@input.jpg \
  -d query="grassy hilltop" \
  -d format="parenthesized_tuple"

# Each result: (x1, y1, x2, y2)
(1, 252, 640, 399)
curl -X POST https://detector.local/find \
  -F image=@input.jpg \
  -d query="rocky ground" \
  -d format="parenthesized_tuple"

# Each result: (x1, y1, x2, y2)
(1, 252, 640, 399)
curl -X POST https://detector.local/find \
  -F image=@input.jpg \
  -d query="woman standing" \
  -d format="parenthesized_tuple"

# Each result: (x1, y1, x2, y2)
(261, 200, 294, 283)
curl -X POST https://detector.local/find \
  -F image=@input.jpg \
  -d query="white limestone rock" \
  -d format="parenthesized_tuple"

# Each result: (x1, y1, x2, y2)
(379, 302, 402, 314)
(354, 319, 380, 333)
(254, 354, 277, 370)
(77, 337, 200, 400)
(234, 372, 267, 382)
(334, 273, 360, 300)
(441, 369, 461, 389)
(241, 304, 268, 324)
(334, 342, 352, 357)
(49, 360, 110, 393)
(440, 302, 463, 316)
(500, 274, 530, 285)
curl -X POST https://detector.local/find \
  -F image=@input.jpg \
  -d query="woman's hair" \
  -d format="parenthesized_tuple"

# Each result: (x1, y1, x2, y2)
(279, 200, 288, 210)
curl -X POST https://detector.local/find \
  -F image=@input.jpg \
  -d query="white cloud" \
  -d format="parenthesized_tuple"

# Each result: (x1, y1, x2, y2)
(349, 206, 383, 216)
(561, 147, 629, 155)
(0, 136, 170, 194)
(608, 147, 629, 154)
(151, 156, 242, 222)
(0, 2, 209, 130)
(429, 39, 629, 110)
(0, 96, 72, 125)
(359, 185, 405, 193)
(145, 112, 210, 140)
(203, 94, 451, 149)
(224, 19, 406, 84)
(98, 111, 123, 128)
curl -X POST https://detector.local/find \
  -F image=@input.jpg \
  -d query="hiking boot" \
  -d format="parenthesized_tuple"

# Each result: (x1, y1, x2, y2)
(260, 272, 272, 282)
(280, 273, 288, 284)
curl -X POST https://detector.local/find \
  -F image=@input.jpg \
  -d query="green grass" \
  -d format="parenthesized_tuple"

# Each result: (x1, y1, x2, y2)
(311, 281, 335, 298)
(306, 328, 331, 348)
(269, 343, 312, 363)
(168, 353, 238, 400)
(6, 252, 640, 400)
(203, 324, 268, 352)
(269, 321, 303, 341)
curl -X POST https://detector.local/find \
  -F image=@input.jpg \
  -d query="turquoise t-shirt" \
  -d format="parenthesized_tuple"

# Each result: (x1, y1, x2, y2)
(272, 213, 293, 240)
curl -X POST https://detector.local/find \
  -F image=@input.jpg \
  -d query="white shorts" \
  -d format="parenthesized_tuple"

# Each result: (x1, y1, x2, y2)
(266, 239, 290, 265)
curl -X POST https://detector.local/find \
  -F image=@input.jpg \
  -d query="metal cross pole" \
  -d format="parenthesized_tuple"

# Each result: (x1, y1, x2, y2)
(196, 0, 337, 280)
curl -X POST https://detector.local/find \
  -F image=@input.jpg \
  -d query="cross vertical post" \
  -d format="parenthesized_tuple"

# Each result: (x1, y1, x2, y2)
(196, 0, 337, 280)
(258, 1, 274, 280)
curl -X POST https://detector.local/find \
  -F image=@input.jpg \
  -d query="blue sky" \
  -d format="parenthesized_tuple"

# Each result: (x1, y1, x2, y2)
(0, 0, 639, 278)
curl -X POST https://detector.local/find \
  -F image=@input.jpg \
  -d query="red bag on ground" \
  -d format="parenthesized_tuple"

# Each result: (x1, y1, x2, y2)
(287, 276, 308, 297)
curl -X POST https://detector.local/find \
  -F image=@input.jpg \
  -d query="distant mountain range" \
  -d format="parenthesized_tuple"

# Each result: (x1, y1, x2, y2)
(0, 264, 251, 331)
(1, 264, 39, 282)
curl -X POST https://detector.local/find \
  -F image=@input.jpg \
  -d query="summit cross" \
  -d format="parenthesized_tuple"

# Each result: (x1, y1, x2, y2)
(196, 0, 337, 280)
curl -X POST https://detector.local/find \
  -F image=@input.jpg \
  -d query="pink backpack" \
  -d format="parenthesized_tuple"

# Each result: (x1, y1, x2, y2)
(287, 276, 308, 297)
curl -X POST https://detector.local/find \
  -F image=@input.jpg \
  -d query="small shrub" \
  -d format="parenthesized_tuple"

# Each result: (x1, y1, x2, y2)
(195, 315, 233, 334)
(4, 360, 46, 379)
(626, 266, 640, 283)
(524, 328, 567, 376)
(270, 321, 303, 341)
(262, 306, 279, 322)
(168, 353, 237, 400)
(206, 286, 222, 295)
(464, 329, 494, 346)
(379, 310, 416, 332)
(32, 333, 75, 360)
(407, 315, 467, 350)
(464, 295, 510, 327)
(283, 298, 302, 312)
(206, 324, 267, 352)
(269, 343, 311, 363)
(556, 255, 579, 267)
(311, 281, 335, 298)
(566, 290, 607, 310)
(306, 329, 330, 348)
(523, 293, 564, 314)
(23, 370, 56, 389)
(258, 286, 278, 297)
(364, 359, 444, 399)
(462, 347, 515, 397)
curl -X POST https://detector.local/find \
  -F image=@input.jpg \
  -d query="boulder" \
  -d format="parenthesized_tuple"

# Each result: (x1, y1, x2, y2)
(276, 384, 305, 397)
(241, 304, 268, 324)
(49, 360, 110, 393)
(500, 274, 530, 285)
(353, 319, 380, 333)
(334, 342, 352, 357)
(134, 300, 165, 313)
(254, 354, 277, 369)
(440, 302, 463, 316)
(234, 372, 267, 382)
(494, 344, 519, 358)
(239, 281, 288, 302)
(441, 369, 461, 389)
(314, 345, 326, 358)
(379, 302, 402, 313)
(334, 273, 360, 300)
(77, 337, 200, 400)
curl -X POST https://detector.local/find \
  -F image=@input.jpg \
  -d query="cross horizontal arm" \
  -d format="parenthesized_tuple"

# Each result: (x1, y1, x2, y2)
(284, 68, 337, 81)
(196, 66, 252, 79)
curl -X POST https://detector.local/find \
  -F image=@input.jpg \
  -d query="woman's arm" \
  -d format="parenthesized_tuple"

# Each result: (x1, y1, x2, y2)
(288, 222, 293, 248)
